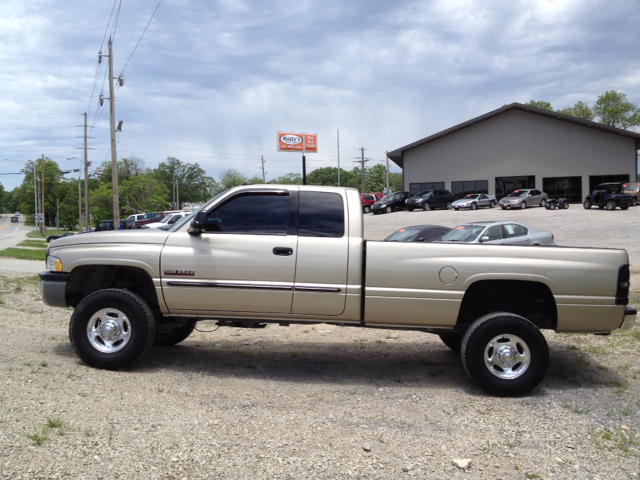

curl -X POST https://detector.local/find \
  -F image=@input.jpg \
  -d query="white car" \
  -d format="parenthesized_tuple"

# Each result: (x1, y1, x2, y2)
(144, 212, 189, 229)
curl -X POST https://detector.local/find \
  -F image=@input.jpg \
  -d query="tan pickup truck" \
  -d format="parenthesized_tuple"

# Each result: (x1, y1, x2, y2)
(39, 185, 636, 396)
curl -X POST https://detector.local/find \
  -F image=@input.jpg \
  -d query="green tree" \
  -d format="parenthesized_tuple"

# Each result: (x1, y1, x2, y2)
(389, 172, 403, 192)
(557, 100, 595, 121)
(154, 156, 213, 208)
(268, 172, 303, 185)
(13, 158, 63, 225)
(593, 90, 640, 129)
(363, 164, 388, 193)
(306, 167, 359, 189)
(525, 100, 554, 111)
(210, 169, 248, 196)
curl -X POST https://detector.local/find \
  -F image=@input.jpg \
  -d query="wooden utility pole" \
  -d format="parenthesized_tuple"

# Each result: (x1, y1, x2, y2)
(83, 112, 90, 230)
(337, 130, 341, 187)
(261, 156, 266, 183)
(41, 154, 45, 234)
(360, 148, 365, 193)
(108, 37, 119, 227)
(385, 151, 390, 194)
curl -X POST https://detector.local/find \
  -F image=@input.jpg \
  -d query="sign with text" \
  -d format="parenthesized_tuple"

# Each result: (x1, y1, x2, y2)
(277, 132, 317, 153)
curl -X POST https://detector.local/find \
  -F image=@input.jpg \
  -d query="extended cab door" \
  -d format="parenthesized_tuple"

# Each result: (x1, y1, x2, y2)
(290, 190, 349, 316)
(160, 189, 298, 314)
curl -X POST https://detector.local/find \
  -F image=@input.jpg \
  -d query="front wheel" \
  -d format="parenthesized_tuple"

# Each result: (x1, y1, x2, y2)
(385, 206, 392, 214)
(583, 200, 592, 209)
(407, 208, 414, 212)
(562, 202, 569, 209)
(621, 204, 630, 210)
(461, 312, 549, 397)
(606, 200, 616, 211)
(423, 203, 431, 211)
(520, 202, 527, 209)
(154, 319, 197, 346)
(549, 203, 556, 210)
(69, 289, 156, 370)
(470, 202, 477, 210)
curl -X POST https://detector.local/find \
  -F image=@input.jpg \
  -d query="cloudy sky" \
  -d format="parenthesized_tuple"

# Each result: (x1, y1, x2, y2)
(1, 0, 639, 191)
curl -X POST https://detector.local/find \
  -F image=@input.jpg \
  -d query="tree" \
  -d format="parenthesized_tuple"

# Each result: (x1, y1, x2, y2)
(12, 158, 64, 225)
(389, 172, 403, 192)
(525, 100, 554, 111)
(593, 90, 640, 129)
(154, 156, 213, 208)
(268, 172, 303, 185)
(305, 167, 359, 189)
(210, 169, 248, 196)
(363, 164, 388, 193)
(557, 101, 595, 121)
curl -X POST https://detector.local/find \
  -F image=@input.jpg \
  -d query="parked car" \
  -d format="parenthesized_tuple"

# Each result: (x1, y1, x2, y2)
(438, 221, 555, 246)
(498, 189, 548, 209)
(384, 225, 452, 242)
(583, 183, 631, 211)
(622, 182, 640, 206)
(10, 216, 18, 223)
(127, 213, 147, 222)
(452, 193, 497, 210)
(134, 212, 156, 228)
(371, 191, 413, 214)
(47, 231, 77, 243)
(405, 189, 454, 211)
(361, 193, 382, 213)
(95, 219, 135, 231)
(14, 211, 20, 216)
(143, 212, 190, 229)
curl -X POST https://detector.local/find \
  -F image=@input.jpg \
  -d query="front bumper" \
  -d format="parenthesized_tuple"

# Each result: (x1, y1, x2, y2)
(620, 306, 637, 330)
(38, 271, 69, 308)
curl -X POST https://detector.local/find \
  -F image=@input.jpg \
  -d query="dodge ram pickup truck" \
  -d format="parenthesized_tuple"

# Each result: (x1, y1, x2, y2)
(39, 185, 637, 396)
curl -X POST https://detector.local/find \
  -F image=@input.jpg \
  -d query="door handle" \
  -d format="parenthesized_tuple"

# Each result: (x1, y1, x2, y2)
(273, 247, 293, 256)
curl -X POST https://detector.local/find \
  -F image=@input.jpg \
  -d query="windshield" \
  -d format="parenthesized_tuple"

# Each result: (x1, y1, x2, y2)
(384, 229, 420, 242)
(168, 190, 230, 232)
(440, 225, 486, 242)
(142, 212, 153, 219)
(463, 194, 479, 199)
(510, 190, 528, 197)
(380, 194, 395, 202)
(160, 215, 173, 224)
(414, 190, 433, 197)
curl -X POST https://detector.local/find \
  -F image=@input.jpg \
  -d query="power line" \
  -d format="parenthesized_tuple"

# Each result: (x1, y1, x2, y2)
(120, 0, 163, 76)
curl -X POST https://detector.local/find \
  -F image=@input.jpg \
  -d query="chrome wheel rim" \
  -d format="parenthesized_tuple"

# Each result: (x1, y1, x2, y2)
(87, 308, 131, 353)
(484, 333, 530, 380)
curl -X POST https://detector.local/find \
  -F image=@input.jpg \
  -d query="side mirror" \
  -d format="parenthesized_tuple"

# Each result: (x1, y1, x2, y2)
(188, 210, 208, 235)
(480, 236, 490, 243)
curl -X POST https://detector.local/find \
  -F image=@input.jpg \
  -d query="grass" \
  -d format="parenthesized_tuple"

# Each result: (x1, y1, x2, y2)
(591, 426, 640, 456)
(16, 240, 48, 249)
(0, 248, 46, 261)
(24, 428, 48, 446)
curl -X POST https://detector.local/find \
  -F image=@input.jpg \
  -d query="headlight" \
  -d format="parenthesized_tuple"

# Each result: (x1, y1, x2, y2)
(47, 255, 63, 272)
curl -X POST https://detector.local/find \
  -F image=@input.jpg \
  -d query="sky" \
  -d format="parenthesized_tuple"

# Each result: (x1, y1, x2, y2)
(1, 0, 639, 192)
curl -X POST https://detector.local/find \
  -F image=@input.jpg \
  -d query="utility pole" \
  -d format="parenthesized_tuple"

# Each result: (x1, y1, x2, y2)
(172, 173, 175, 209)
(355, 148, 369, 193)
(41, 154, 45, 234)
(385, 151, 390, 194)
(107, 37, 119, 226)
(261, 156, 266, 183)
(33, 163, 38, 231)
(77, 169, 82, 230)
(337, 130, 341, 187)
(83, 112, 90, 230)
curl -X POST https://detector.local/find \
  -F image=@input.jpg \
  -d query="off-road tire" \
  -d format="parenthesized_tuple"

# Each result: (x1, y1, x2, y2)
(583, 200, 592, 209)
(461, 312, 549, 397)
(154, 319, 197, 346)
(69, 289, 156, 370)
(606, 200, 616, 211)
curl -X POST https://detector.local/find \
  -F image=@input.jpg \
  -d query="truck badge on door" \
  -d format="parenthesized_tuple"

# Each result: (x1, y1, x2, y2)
(164, 269, 195, 276)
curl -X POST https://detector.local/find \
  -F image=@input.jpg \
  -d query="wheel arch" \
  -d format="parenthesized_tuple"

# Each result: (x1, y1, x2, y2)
(455, 279, 557, 331)
(66, 265, 161, 314)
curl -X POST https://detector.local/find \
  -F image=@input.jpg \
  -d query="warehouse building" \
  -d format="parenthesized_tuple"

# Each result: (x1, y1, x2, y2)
(387, 103, 640, 202)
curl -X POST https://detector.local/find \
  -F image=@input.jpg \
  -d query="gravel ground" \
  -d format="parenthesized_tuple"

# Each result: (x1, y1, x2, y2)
(2, 205, 640, 479)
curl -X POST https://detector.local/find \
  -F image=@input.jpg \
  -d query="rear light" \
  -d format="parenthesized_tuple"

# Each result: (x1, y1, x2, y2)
(616, 264, 630, 305)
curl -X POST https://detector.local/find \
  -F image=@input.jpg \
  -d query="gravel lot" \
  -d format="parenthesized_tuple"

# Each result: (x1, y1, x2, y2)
(2, 205, 640, 479)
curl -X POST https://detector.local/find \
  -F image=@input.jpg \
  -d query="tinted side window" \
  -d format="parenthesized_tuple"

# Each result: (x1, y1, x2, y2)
(484, 225, 504, 241)
(504, 224, 528, 238)
(299, 192, 344, 237)
(206, 193, 289, 235)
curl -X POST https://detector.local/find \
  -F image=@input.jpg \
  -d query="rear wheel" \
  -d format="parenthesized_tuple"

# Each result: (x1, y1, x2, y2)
(562, 202, 569, 209)
(363, 205, 371, 213)
(407, 208, 414, 212)
(461, 312, 549, 396)
(606, 200, 616, 210)
(69, 289, 156, 370)
(540, 199, 546, 208)
(632, 198, 638, 206)
(445, 201, 452, 210)
(621, 204, 630, 211)
(489, 201, 496, 208)
(583, 200, 592, 209)
(438, 332, 463, 353)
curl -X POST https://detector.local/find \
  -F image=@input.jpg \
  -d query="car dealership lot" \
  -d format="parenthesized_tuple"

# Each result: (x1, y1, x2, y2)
(1, 204, 640, 479)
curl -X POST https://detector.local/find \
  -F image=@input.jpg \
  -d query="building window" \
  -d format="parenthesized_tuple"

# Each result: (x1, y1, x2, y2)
(542, 176, 582, 203)
(451, 180, 488, 199)
(409, 182, 444, 194)
(589, 175, 630, 193)
(495, 176, 535, 200)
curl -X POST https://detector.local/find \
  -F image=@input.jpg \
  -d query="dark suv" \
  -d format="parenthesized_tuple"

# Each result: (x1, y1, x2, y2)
(405, 189, 454, 211)
(583, 183, 632, 211)
(371, 191, 413, 214)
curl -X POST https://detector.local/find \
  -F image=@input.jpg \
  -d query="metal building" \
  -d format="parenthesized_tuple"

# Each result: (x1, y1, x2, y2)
(387, 103, 640, 202)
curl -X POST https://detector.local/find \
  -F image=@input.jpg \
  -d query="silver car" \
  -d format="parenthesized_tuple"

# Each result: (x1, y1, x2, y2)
(452, 193, 497, 210)
(498, 189, 548, 209)
(438, 221, 555, 246)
